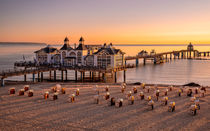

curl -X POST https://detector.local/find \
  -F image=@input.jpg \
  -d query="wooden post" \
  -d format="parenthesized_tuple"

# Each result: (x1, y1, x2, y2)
(24, 74, 27, 82)
(41, 72, 43, 82)
(92, 72, 94, 81)
(80, 72, 83, 81)
(49, 71, 52, 80)
(61, 70, 64, 81)
(54, 70, 56, 81)
(38, 72, 40, 82)
(114, 72, 117, 83)
(83, 72, 85, 81)
(181, 52, 184, 59)
(75, 70, 77, 81)
(1, 78, 5, 87)
(65, 70, 67, 81)
(154, 57, 157, 64)
(143, 58, 146, 65)
(90, 71, 92, 79)
(123, 70, 126, 83)
(32, 73, 35, 82)
(136, 58, 139, 67)
(103, 73, 106, 82)
(170, 54, 172, 59)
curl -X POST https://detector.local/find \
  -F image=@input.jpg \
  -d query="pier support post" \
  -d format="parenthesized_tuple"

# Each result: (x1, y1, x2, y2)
(92, 72, 94, 81)
(65, 70, 67, 81)
(154, 57, 157, 64)
(136, 59, 139, 67)
(103, 73, 106, 82)
(24, 74, 27, 82)
(32, 73, 35, 82)
(38, 72, 40, 82)
(61, 70, 64, 81)
(83, 72, 85, 81)
(75, 70, 77, 81)
(114, 72, 117, 83)
(41, 72, 43, 82)
(54, 70, 56, 81)
(181, 52, 184, 59)
(143, 58, 146, 65)
(123, 70, 126, 83)
(170, 54, 172, 59)
(1, 78, 5, 87)
(49, 71, 52, 80)
(80, 72, 83, 81)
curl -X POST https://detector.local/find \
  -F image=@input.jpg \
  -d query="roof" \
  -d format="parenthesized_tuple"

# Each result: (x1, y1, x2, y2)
(93, 47, 125, 55)
(34, 45, 58, 53)
(64, 37, 69, 42)
(79, 37, 84, 42)
(60, 44, 73, 50)
(75, 43, 87, 50)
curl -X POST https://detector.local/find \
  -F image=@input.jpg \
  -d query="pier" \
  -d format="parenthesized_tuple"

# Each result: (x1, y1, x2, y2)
(125, 49, 203, 66)
(0, 65, 126, 87)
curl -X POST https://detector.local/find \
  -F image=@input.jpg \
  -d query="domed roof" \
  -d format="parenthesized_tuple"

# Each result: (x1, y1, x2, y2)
(79, 37, 84, 42)
(64, 37, 69, 42)
(188, 42, 193, 47)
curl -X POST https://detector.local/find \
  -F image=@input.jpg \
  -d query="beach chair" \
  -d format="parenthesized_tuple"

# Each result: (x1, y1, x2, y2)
(53, 93, 58, 100)
(76, 89, 80, 96)
(148, 100, 154, 110)
(104, 92, 110, 100)
(69, 94, 75, 102)
(168, 102, 175, 112)
(105, 85, 109, 92)
(133, 86, 137, 94)
(187, 89, 192, 97)
(19, 89, 24, 96)
(24, 85, 30, 91)
(195, 87, 199, 94)
(139, 91, 144, 100)
(44, 91, 49, 99)
(61, 88, 66, 94)
(164, 89, 168, 96)
(141, 83, 145, 89)
(155, 90, 160, 101)
(108, 97, 115, 106)
(128, 96, 134, 105)
(9, 88, 15, 94)
(28, 90, 33, 97)
(161, 97, 168, 105)
(115, 98, 123, 108)
(190, 105, 198, 116)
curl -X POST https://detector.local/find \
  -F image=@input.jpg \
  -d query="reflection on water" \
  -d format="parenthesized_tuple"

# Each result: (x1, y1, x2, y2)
(1, 44, 210, 86)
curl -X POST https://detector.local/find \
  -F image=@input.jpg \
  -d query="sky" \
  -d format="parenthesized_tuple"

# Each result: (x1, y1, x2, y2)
(0, 0, 210, 45)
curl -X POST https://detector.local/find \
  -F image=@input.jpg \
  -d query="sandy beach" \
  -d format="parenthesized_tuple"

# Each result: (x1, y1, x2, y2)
(0, 82, 209, 131)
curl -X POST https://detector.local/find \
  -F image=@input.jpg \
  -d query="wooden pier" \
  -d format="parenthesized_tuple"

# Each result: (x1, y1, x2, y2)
(125, 49, 202, 66)
(0, 65, 127, 87)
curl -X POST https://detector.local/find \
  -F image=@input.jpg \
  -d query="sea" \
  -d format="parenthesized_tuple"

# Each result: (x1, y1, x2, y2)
(1, 43, 210, 86)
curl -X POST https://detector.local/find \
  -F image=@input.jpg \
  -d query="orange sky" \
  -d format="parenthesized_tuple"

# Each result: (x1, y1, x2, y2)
(1, 0, 210, 45)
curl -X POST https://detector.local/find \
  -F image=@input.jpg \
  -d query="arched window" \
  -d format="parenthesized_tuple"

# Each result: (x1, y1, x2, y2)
(69, 52, 76, 57)
(77, 52, 82, 64)
(62, 51, 66, 58)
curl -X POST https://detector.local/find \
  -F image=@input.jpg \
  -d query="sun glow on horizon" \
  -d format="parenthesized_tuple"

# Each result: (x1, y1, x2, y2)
(1, 0, 210, 45)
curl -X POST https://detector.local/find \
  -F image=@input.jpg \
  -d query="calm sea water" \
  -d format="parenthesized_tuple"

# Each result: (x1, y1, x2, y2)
(1, 44, 210, 86)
